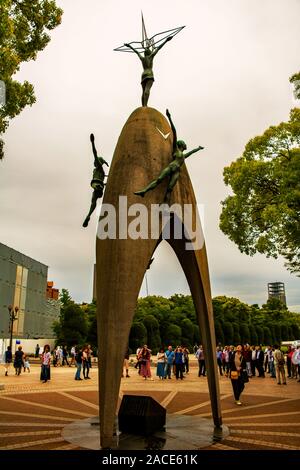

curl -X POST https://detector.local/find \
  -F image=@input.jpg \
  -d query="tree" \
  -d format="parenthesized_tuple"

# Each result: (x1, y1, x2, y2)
(262, 298, 287, 311)
(142, 314, 161, 352)
(220, 74, 300, 275)
(0, 0, 63, 159)
(280, 323, 289, 341)
(287, 326, 294, 341)
(263, 326, 273, 345)
(84, 301, 97, 348)
(232, 323, 241, 344)
(256, 325, 264, 345)
(53, 289, 88, 347)
(164, 324, 182, 347)
(223, 322, 234, 345)
(249, 324, 258, 345)
(129, 322, 147, 351)
(180, 318, 194, 349)
(59, 288, 72, 307)
(240, 323, 251, 344)
(290, 72, 300, 100)
(53, 302, 88, 347)
(214, 320, 225, 345)
(193, 324, 200, 346)
(274, 323, 282, 343)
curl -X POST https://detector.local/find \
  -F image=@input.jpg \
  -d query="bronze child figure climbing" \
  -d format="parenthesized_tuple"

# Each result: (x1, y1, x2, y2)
(83, 134, 109, 228)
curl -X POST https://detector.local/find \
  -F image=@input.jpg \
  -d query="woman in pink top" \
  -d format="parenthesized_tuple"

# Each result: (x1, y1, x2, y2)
(40, 345, 51, 383)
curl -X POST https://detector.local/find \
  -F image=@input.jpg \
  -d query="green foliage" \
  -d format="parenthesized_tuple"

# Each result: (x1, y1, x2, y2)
(193, 324, 200, 345)
(214, 320, 225, 345)
(59, 288, 72, 307)
(280, 323, 288, 341)
(232, 323, 241, 344)
(255, 325, 264, 345)
(0, 0, 63, 158)
(83, 300, 97, 347)
(274, 324, 282, 344)
(239, 323, 251, 344)
(53, 289, 88, 348)
(249, 324, 258, 345)
(52, 291, 300, 351)
(180, 318, 194, 347)
(262, 298, 287, 311)
(129, 322, 147, 351)
(220, 73, 300, 275)
(263, 326, 273, 345)
(164, 324, 182, 347)
(142, 314, 162, 353)
(223, 322, 234, 345)
(290, 72, 300, 100)
(53, 303, 88, 348)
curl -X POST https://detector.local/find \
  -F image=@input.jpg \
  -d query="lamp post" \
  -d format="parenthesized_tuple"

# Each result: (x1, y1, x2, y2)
(8, 305, 19, 349)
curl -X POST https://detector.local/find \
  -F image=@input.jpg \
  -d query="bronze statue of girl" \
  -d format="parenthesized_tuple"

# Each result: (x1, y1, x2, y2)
(124, 37, 172, 107)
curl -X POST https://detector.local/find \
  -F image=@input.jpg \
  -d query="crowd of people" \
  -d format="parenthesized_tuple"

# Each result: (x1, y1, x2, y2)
(215, 344, 300, 384)
(3, 341, 300, 405)
(132, 345, 190, 381)
(2, 343, 94, 383)
(127, 342, 300, 405)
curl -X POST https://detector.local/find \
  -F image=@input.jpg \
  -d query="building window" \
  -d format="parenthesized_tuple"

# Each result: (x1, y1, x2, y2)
(12, 266, 28, 335)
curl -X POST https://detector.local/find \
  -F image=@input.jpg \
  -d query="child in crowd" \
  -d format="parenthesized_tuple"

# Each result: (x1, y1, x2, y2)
(23, 355, 30, 373)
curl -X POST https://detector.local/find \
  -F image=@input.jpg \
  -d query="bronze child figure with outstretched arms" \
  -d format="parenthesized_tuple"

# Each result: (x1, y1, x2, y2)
(124, 37, 172, 107)
(134, 109, 204, 203)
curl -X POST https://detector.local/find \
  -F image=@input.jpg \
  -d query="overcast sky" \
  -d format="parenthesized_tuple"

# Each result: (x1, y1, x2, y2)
(0, 0, 299, 310)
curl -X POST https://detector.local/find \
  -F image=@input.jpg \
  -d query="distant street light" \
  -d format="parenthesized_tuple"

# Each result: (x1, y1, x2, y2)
(8, 305, 19, 349)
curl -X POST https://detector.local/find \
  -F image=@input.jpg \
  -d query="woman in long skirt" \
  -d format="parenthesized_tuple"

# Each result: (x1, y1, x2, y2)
(139, 345, 152, 380)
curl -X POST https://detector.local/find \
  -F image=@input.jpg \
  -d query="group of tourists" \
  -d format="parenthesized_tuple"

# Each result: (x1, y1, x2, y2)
(74, 345, 93, 381)
(2, 343, 94, 383)
(128, 342, 300, 406)
(215, 344, 300, 383)
(3, 344, 47, 380)
(42, 344, 93, 382)
(132, 345, 190, 381)
(224, 343, 300, 405)
(3, 345, 30, 377)
(205, 343, 300, 405)
(51, 345, 76, 367)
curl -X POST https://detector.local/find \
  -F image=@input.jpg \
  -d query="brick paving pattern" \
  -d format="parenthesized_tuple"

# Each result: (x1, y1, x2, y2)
(0, 362, 299, 450)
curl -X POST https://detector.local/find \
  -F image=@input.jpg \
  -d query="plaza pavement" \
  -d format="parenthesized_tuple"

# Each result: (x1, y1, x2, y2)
(0, 357, 299, 451)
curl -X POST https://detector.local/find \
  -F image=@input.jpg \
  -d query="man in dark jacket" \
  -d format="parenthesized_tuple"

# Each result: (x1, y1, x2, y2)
(4, 346, 12, 376)
(255, 346, 265, 377)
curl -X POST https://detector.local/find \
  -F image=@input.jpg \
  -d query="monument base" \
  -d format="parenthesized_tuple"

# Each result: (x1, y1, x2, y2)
(62, 414, 229, 450)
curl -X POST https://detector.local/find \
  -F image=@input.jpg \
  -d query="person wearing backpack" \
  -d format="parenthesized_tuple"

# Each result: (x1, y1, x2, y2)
(75, 346, 83, 381)
(274, 344, 287, 385)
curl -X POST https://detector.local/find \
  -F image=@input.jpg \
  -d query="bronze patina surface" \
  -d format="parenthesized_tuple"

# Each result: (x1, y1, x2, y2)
(96, 107, 222, 448)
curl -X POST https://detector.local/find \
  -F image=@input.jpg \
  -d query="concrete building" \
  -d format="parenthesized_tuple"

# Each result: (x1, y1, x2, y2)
(93, 263, 97, 301)
(268, 281, 287, 307)
(0, 242, 60, 356)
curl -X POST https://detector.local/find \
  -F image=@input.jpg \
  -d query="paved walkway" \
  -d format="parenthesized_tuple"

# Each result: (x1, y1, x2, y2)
(0, 363, 299, 450)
